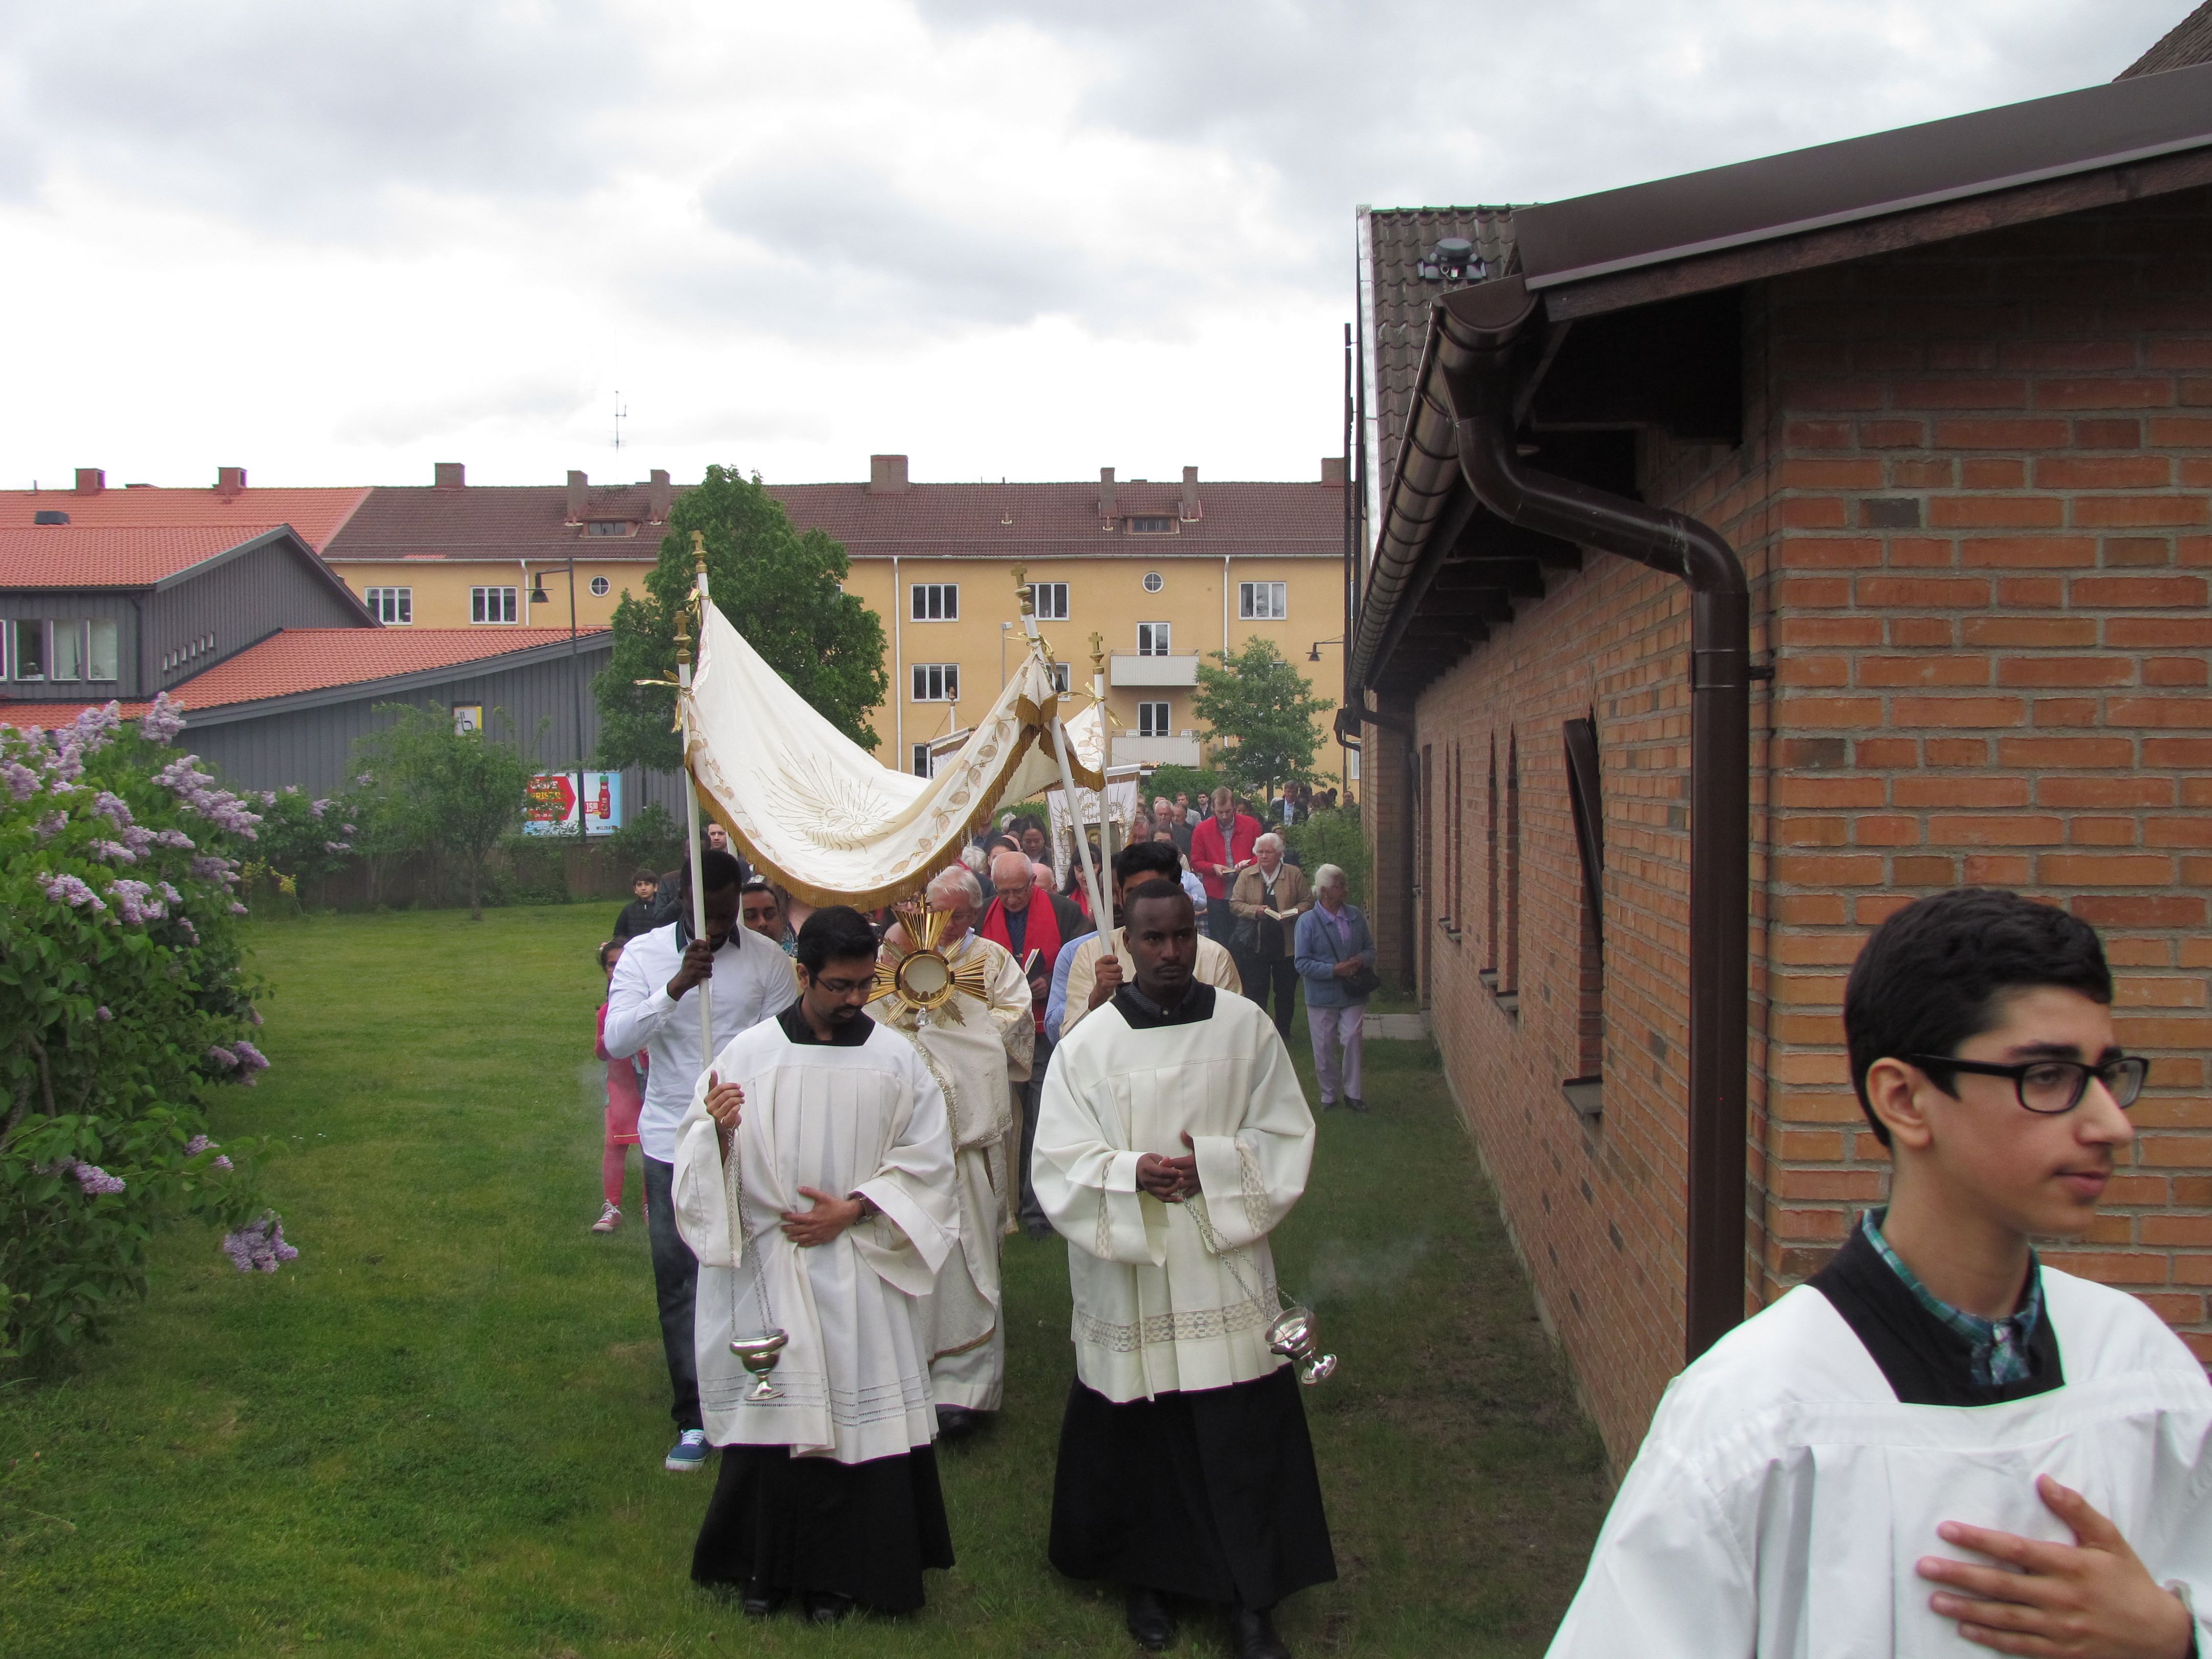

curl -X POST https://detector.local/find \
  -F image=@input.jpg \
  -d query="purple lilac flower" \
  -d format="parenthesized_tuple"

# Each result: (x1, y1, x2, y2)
(214, 1154, 233, 1170)
(260, 791, 276, 806)
(324, 840, 349, 854)
(233, 1039, 269, 1072)
(139, 692, 188, 745)
(63, 702, 122, 753)
(156, 757, 262, 838)
(153, 828, 195, 849)
(71, 1161, 126, 1196)
(33, 811, 66, 842)
(342, 822, 356, 835)
(207, 1044, 238, 1068)
(111, 879, 166, 924)
(175, 917, 200, 944)
(90, 838, 139, 864)
(189, 855, 235, 881)
(120, 824, 154, 855)
(95, 1005, 112, 1021)
(42, 873, 107, 911)
(355, 772, 373, 785)
(91, 790, 133, 827)
(220, 1212, 298, 1273)
(186, 1135, 212, 1155)
(157, 881, 182, 904)
(309, 798, 328, 819)
(2, 759, 39, 801)
(249, 1006, 264, 1027)
(230, 901, 249, 916)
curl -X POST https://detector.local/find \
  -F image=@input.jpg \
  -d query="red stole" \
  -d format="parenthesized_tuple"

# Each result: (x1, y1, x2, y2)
(982, 893, 1062, 1031)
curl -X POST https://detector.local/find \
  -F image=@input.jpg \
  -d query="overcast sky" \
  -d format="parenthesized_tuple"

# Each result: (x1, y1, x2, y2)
(0, 1, 2184, 491)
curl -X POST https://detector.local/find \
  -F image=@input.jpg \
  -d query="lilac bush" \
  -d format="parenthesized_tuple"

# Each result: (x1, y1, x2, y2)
(2, 695, 294, 1360)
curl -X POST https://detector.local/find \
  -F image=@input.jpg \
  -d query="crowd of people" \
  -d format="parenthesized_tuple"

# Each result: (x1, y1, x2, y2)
(585, 813, 2211, 1657)
(588, 811, 1362, 1656)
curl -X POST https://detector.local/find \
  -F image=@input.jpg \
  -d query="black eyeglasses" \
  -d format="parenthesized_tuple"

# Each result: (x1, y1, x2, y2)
(1904, 1053, 2150, 1115)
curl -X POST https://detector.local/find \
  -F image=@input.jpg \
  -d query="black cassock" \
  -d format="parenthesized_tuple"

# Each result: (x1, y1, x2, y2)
(1049, 1364, 1336, 1610)
(693, 1443, 953, 1612)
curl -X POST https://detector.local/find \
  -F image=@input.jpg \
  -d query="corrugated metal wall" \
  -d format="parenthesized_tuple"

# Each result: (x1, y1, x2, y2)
(0, 592, 142, 697)
(183, 640, 685, 823)
(147, 542, 369, 694)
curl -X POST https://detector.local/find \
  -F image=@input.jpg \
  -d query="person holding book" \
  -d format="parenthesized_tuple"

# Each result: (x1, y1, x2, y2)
(1545, 887, 2210, 1658)
(1229, 834, 1310, 1040)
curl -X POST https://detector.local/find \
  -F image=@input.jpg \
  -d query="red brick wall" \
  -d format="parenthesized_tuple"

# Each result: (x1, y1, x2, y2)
(1386, 187, 2212, 1469)
(1762, 189, 2212, 1356)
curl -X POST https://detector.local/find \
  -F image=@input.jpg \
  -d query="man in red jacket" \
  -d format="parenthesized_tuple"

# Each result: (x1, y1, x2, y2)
(1187, 785, 1261, 948)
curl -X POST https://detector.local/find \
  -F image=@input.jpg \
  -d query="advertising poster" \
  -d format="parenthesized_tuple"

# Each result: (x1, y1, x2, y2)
(522, 771, 623, 836)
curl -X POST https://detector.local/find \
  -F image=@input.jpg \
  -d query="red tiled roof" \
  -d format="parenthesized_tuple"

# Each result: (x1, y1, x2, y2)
(0, 626, 607, 729)
(0, 486, 369, 551)
(0, 524, 289, 588)
(324, 476, 1343, 565)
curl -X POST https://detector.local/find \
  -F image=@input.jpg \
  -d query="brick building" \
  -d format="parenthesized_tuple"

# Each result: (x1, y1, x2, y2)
(1350, 49, 2212, 1464)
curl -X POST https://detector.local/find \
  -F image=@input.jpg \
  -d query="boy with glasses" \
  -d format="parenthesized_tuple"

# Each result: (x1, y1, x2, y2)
(1548, 887, 2209, 1658)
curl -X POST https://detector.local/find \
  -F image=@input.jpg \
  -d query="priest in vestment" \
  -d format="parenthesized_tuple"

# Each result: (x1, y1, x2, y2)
(870, 864, 1035, 1440)
(1058, 839, 1243, 1041)
(1035, 880, 1335, 1659)
(671, 906, 962, 1624)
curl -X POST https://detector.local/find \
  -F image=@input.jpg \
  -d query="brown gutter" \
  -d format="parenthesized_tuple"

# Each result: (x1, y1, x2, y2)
(1433, 276, 1751, 1364)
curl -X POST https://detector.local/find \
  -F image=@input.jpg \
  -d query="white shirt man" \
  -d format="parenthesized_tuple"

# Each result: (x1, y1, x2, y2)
(602, 849, 798, 1472)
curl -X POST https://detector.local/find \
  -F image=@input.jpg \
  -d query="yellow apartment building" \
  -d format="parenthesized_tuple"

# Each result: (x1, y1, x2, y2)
(317, 457, 1353, 783)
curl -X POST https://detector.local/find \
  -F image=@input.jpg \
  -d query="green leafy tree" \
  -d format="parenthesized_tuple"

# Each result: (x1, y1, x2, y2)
(353, 705, 537, 921)
(594, 466, 889, 771)
(1193, 636, 1332, 797)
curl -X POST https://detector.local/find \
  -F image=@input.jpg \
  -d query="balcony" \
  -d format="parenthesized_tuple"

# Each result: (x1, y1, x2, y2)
(1113, 734, 1203, 767)
(1109, 651, 1200, 688)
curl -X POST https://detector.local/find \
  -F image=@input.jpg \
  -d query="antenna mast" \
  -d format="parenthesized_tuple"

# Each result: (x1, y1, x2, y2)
(612, 390, 629, 453)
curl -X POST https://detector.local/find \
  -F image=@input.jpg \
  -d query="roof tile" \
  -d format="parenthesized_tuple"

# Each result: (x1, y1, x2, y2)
(0, 486, 369, 551)
(0, 524, 289, 588)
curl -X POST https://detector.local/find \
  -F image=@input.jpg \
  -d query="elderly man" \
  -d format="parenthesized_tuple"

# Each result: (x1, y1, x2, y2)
(1188, 786, 1262, 948)
(979, 848, 1091, 1236)
(1036, 879, 1335, 1659)
(1229, 834, 1312, 1041)
(1153, 794, 1192, 856)
(1060, 840, 1242, 1041)
(871, 865, 1035, 1439)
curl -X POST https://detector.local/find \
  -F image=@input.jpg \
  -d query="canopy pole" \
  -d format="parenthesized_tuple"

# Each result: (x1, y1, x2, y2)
(679, 534, 717, 1071)
(1015, 567, 1110, 926)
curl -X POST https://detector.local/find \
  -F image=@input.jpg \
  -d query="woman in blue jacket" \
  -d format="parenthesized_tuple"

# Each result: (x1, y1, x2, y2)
(1293, 863, 1376, 1113)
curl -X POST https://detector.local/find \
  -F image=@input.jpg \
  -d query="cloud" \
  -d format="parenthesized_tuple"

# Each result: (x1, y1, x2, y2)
(332, 373, 599, 446)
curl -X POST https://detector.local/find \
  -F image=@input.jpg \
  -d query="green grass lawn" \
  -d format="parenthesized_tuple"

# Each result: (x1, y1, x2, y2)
(1, 907, 1608, 1657)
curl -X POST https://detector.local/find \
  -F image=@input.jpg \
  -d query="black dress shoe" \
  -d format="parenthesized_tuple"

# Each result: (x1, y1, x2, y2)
(1125, 1585, 1177, 1651)
(740, 1580, 784, 1618)
(803, 1591, 855, 1625)
(1228, 1604, 1291, 1659)
(937, 1404, 981, 1443)
(1346, 1098, 1368, 1114)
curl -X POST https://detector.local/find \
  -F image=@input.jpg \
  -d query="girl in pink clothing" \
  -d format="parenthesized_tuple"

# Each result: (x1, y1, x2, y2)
(593, 937, 647, 1233)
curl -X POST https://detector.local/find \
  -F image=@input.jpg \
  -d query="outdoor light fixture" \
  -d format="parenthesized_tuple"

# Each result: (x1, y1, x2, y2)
(1417, 237, 1485, 284)
(1307, 635, 1344, 663)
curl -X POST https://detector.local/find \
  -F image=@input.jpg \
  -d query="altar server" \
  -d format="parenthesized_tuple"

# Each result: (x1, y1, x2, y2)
(1549, 888, 2209, 1659)
(671, 906, 961, 1624)
(1035, 880, 1335, 1659)
(872, 864, 1035, 1439)
(1058, 839, 1242, 1040)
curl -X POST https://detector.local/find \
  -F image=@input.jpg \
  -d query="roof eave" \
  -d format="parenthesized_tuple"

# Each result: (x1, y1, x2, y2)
(177, 632, 614, 727)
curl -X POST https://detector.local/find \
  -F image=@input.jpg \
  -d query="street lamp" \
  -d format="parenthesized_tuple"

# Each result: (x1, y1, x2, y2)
(1307, 635, 1344, 662)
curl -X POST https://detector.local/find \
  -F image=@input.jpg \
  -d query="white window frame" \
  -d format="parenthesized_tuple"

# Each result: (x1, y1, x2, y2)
(912, 743, 931, 777)
(1142, 571, 1164, 593)
(87, 618, 118, 682)
(910, 583, 958, 622)
(471, 586, 518, 624)
(50, 620, 83, 682)
(1138, 700, 1171, 738)
(1136, 622, 1172, 656)
(365, 586, 413, 625)
(1034, 581, 1069, 620)
(8, 619, 44, 682)
(589, 576, 611, 597)
(1048, 662, 1071, 694)
(1239, 581, 1288, 621)
(911, 662, 958, 702)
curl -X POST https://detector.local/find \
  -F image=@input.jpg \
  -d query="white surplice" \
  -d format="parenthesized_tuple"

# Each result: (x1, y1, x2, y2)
(669, 1015, 959, 1464)
(1033, 986, 1315, 1403)
(867, 933, 1035, 1410)
(1547, 1270, 2212, 1658)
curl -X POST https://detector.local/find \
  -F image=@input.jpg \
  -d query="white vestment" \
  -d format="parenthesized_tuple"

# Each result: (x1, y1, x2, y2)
(868, 933, 1035, 1411)
(1033, 986, 1315, 1402)
(1057, 926, 1242, 1041)
(1548, 1270, 2212, 1657)
(670, 1015, 959, 1464)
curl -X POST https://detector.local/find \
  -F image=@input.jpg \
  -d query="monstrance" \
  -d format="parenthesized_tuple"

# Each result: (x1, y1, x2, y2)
(869, 902, 993, 1025)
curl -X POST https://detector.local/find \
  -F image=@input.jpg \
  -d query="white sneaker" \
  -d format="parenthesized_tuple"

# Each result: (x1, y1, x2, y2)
(665, 1429, 710, 1472)
(591, 1202, 622, 1233)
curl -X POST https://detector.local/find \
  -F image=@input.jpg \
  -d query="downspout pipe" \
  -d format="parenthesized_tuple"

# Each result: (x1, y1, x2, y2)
(1435, 278, 1751, 1364)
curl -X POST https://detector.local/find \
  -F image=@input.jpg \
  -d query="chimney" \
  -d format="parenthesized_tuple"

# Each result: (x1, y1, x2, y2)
(1099, 466, 1117, 526)
(74, 467, 105, 495)
(1320, 457, 1347, 485)
(434, 461, 466, 488)
(1180, 464, 1201, 521)
(648, 468, 672, 522)
(868, 454, 910, 494)
(566, 470, 587, 524)
(214, 465, 248, 499)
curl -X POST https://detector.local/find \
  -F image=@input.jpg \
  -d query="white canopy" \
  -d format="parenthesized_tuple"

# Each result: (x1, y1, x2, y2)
(680, 602, 1102, 908)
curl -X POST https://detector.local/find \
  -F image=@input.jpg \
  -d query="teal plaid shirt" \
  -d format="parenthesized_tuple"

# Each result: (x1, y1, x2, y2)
(1860, 1208, 2044, 1388)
